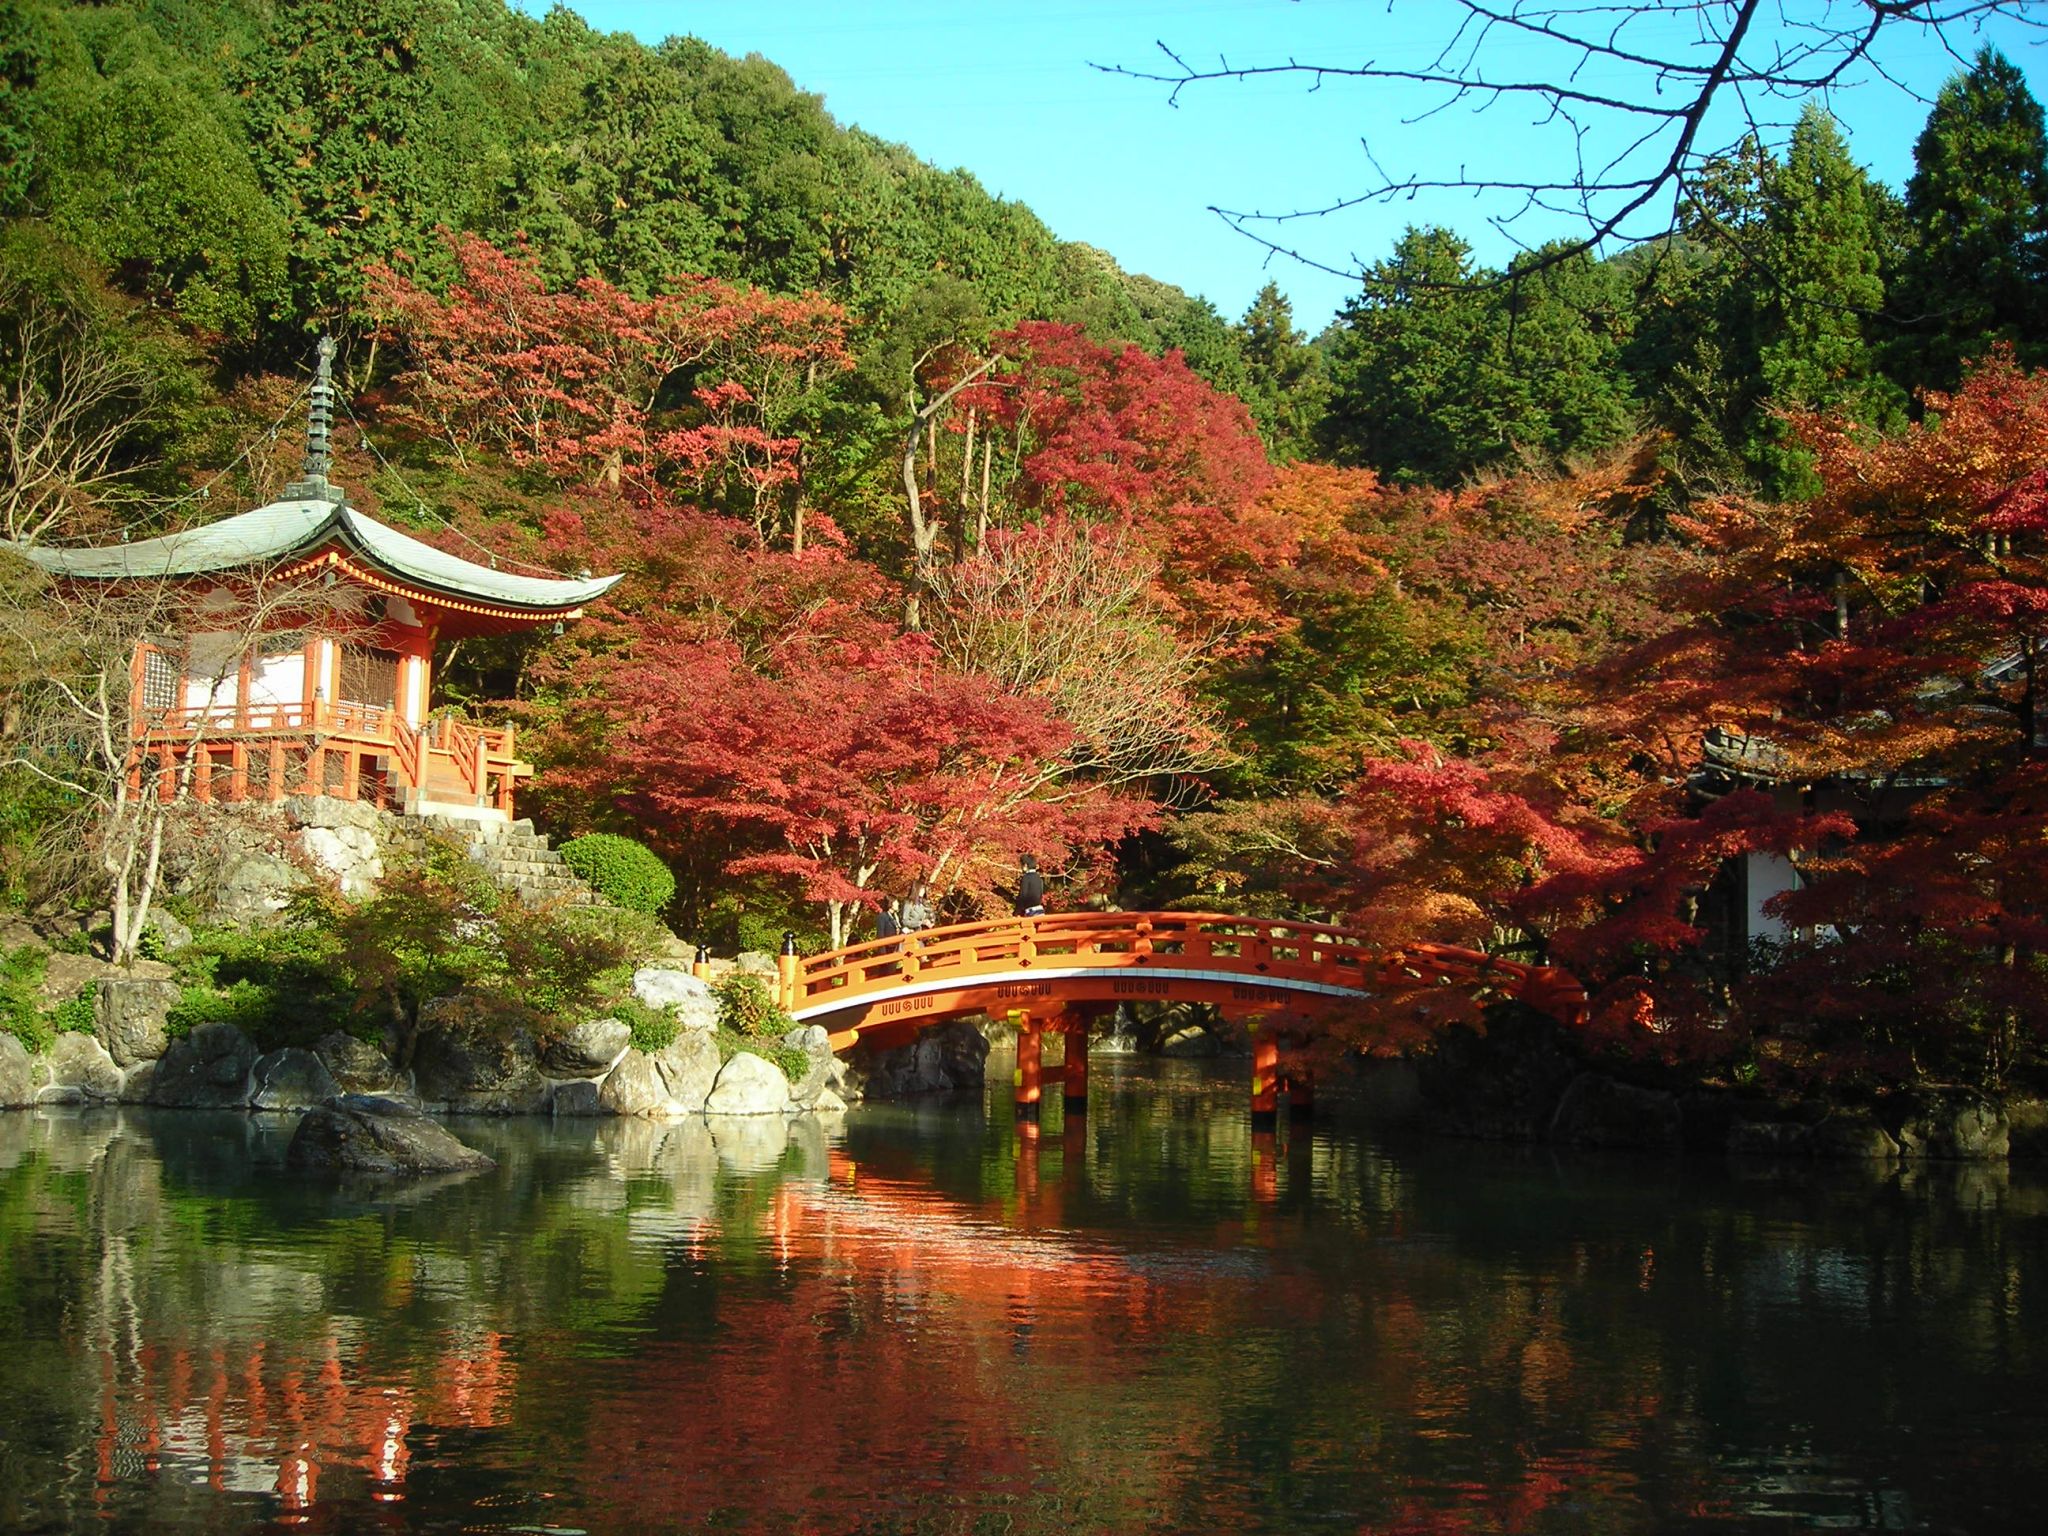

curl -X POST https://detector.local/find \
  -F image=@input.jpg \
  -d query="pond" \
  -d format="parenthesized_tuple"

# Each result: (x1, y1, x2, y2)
(0, 1057, 2042, 1533)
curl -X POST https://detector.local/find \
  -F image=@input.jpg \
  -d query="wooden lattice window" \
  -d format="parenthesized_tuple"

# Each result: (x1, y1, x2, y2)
(139, 647, 178, 715)
(338, 648, 399, 710)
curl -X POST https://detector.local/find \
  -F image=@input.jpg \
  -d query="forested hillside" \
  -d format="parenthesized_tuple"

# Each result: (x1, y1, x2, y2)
(6, 1, 2048, 1089)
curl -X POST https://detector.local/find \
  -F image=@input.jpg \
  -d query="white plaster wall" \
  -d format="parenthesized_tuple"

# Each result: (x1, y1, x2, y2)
(247, 651, 306, 711)
(1745, 851, 1800, 942)
(181, 632, 241, 715)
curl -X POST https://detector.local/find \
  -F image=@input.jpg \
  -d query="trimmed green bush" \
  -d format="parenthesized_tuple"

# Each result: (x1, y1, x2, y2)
(559, 834, 675, 916)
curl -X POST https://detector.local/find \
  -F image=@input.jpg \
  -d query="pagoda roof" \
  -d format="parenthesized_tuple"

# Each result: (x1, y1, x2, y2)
(10, 498, 620, 614)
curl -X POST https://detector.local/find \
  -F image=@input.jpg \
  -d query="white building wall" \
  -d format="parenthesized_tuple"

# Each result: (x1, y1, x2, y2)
(1745, 851, 1800, 942)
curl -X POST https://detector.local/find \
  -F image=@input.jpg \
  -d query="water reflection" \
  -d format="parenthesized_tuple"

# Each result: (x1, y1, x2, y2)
(0, 1062, 2043, 1533)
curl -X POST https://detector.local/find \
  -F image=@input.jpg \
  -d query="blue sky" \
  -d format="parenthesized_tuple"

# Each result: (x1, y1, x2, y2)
(564, 1, 2045, 331)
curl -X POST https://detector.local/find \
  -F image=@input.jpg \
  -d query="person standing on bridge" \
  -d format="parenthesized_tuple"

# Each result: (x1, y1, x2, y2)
(874, 896, 902, 943)
(899, 881, 934, 935)
(1013, 853, 1046, 918)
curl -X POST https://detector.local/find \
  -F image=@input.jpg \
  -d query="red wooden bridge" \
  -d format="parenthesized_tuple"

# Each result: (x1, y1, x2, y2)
(767, 912, 1586, 1127)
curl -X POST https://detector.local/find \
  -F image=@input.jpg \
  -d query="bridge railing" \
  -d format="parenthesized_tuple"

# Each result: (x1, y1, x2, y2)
(788, 911, 1584, 1024)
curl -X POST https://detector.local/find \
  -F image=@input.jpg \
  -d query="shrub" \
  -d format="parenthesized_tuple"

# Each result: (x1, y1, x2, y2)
(50, 986, 95, 1036)
(559, 834, 675, 917)
(699, 892, 824, 957)
(1, 943, 52, 1054)
(713, 971, 793, 1040)
(615, 996, 679, 1054)
(164, 978, 278, 1039)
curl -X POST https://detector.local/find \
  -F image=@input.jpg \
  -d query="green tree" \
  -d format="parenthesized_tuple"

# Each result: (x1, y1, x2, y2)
(240, 0, 455, 333)
(1236, 282, 1327, 461)
(1318, 228, 1635, 485)
(1749, 105, 1899, 495)
(1893, 48, 2048, 390)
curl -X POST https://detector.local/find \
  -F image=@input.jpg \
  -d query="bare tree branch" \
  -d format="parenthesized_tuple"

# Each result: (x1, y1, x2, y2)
(1098, 1, 2045, 284)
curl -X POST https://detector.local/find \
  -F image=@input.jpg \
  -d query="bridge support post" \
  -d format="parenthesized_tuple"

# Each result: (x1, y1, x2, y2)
(1061, 1024, 1088, 1115)
(1014, 1010, 1042, 1121)
(1250, 1028, 1279, 1131)
(1286, 1070, 1315, 1122)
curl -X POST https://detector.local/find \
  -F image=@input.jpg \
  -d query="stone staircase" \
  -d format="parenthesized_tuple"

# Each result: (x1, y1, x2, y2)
(409, 815, 598, 908)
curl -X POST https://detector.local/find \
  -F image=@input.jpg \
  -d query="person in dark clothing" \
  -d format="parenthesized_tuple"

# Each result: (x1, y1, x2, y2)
(1013, 853, 1046, 917)
(874, 896, 902, 941)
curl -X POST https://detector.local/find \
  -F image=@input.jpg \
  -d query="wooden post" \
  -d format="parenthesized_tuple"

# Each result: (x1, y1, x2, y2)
(341, 747, 360, 802)
(266, 740, 285, 803)
(228, 742, 248, 803)
(777, 931, 799, 1015)
(193, 745, 214, 804)
(1287, 1069, 1315, 1122)
(1014, 1009, 1042, 1121)
(1062, 1020, 1088, 1114)
(1251, 1025, 1278, 1130)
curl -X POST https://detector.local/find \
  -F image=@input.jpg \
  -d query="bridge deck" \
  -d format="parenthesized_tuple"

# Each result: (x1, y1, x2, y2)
(784, 911, 1585, 1051)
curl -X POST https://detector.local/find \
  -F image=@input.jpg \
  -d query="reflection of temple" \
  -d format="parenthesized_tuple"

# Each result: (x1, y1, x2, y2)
(89, 1329, 513, 1520)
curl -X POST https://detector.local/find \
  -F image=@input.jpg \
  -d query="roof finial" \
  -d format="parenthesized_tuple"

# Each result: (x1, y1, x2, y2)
(285, 336, 345, 505)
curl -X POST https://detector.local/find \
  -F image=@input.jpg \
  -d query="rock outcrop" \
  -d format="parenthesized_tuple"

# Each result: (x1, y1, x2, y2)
(0, 1035, 35, 1108)
(540, 1017, 632, 1076)
(1891, 1090, 2009, 1160)
(146, 1023, 258, 1108)
(550, 1080, 604, 1116)
(845, 1019, 989, 1100)
(286, 1095, 496, 1176)
(704, 1051, 793, 1115)
(290, 796, 385, 897)
(412, 1011, 549, 1115)
(1548, 1073, 1683, 1153)
(596, 1050, 675, 1118)
(249, 1048, 340, 1111)
(208, 850, 306, 925)
(655, 1032, 721, 1111)
(44, 1033, 123, 1104)
(314, 1032, 414, 1099)
(630, 969, 719, 1032)
(96, 977, 181, 1067)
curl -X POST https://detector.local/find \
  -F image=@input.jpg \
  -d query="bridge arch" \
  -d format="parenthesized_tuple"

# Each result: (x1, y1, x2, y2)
(768, 912, 1586, 1125)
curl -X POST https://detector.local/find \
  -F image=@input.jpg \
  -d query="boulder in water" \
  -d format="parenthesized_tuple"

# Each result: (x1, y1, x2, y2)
(0, 1035, 35, 1109)
(542, 1017, 632, 1075)
(249, 1048, 340, 1111)
(705, 1050, 792, 1115)
(146, 1022, 257, 1108)
(287, 1095, 495, 1176)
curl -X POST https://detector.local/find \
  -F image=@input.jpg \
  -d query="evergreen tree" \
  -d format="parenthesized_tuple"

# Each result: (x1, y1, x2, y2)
(1749, 105, 1897, 495)
(241, 0, 453, 332)
(1318, 227, 1505, 483)
(1237, 282, 1327, 461)
(1893, 47, 2048, 390)
(1319, 228, 1636, 485)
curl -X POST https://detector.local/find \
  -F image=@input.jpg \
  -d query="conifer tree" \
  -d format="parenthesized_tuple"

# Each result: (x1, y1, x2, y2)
(1750, 105, 1896, 496)
(1236, 283, 1326, 462)
(1893, 48, 2048, 391)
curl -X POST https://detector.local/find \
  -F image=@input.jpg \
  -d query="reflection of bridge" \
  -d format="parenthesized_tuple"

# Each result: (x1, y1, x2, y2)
(768, 913, 1586, 1126)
